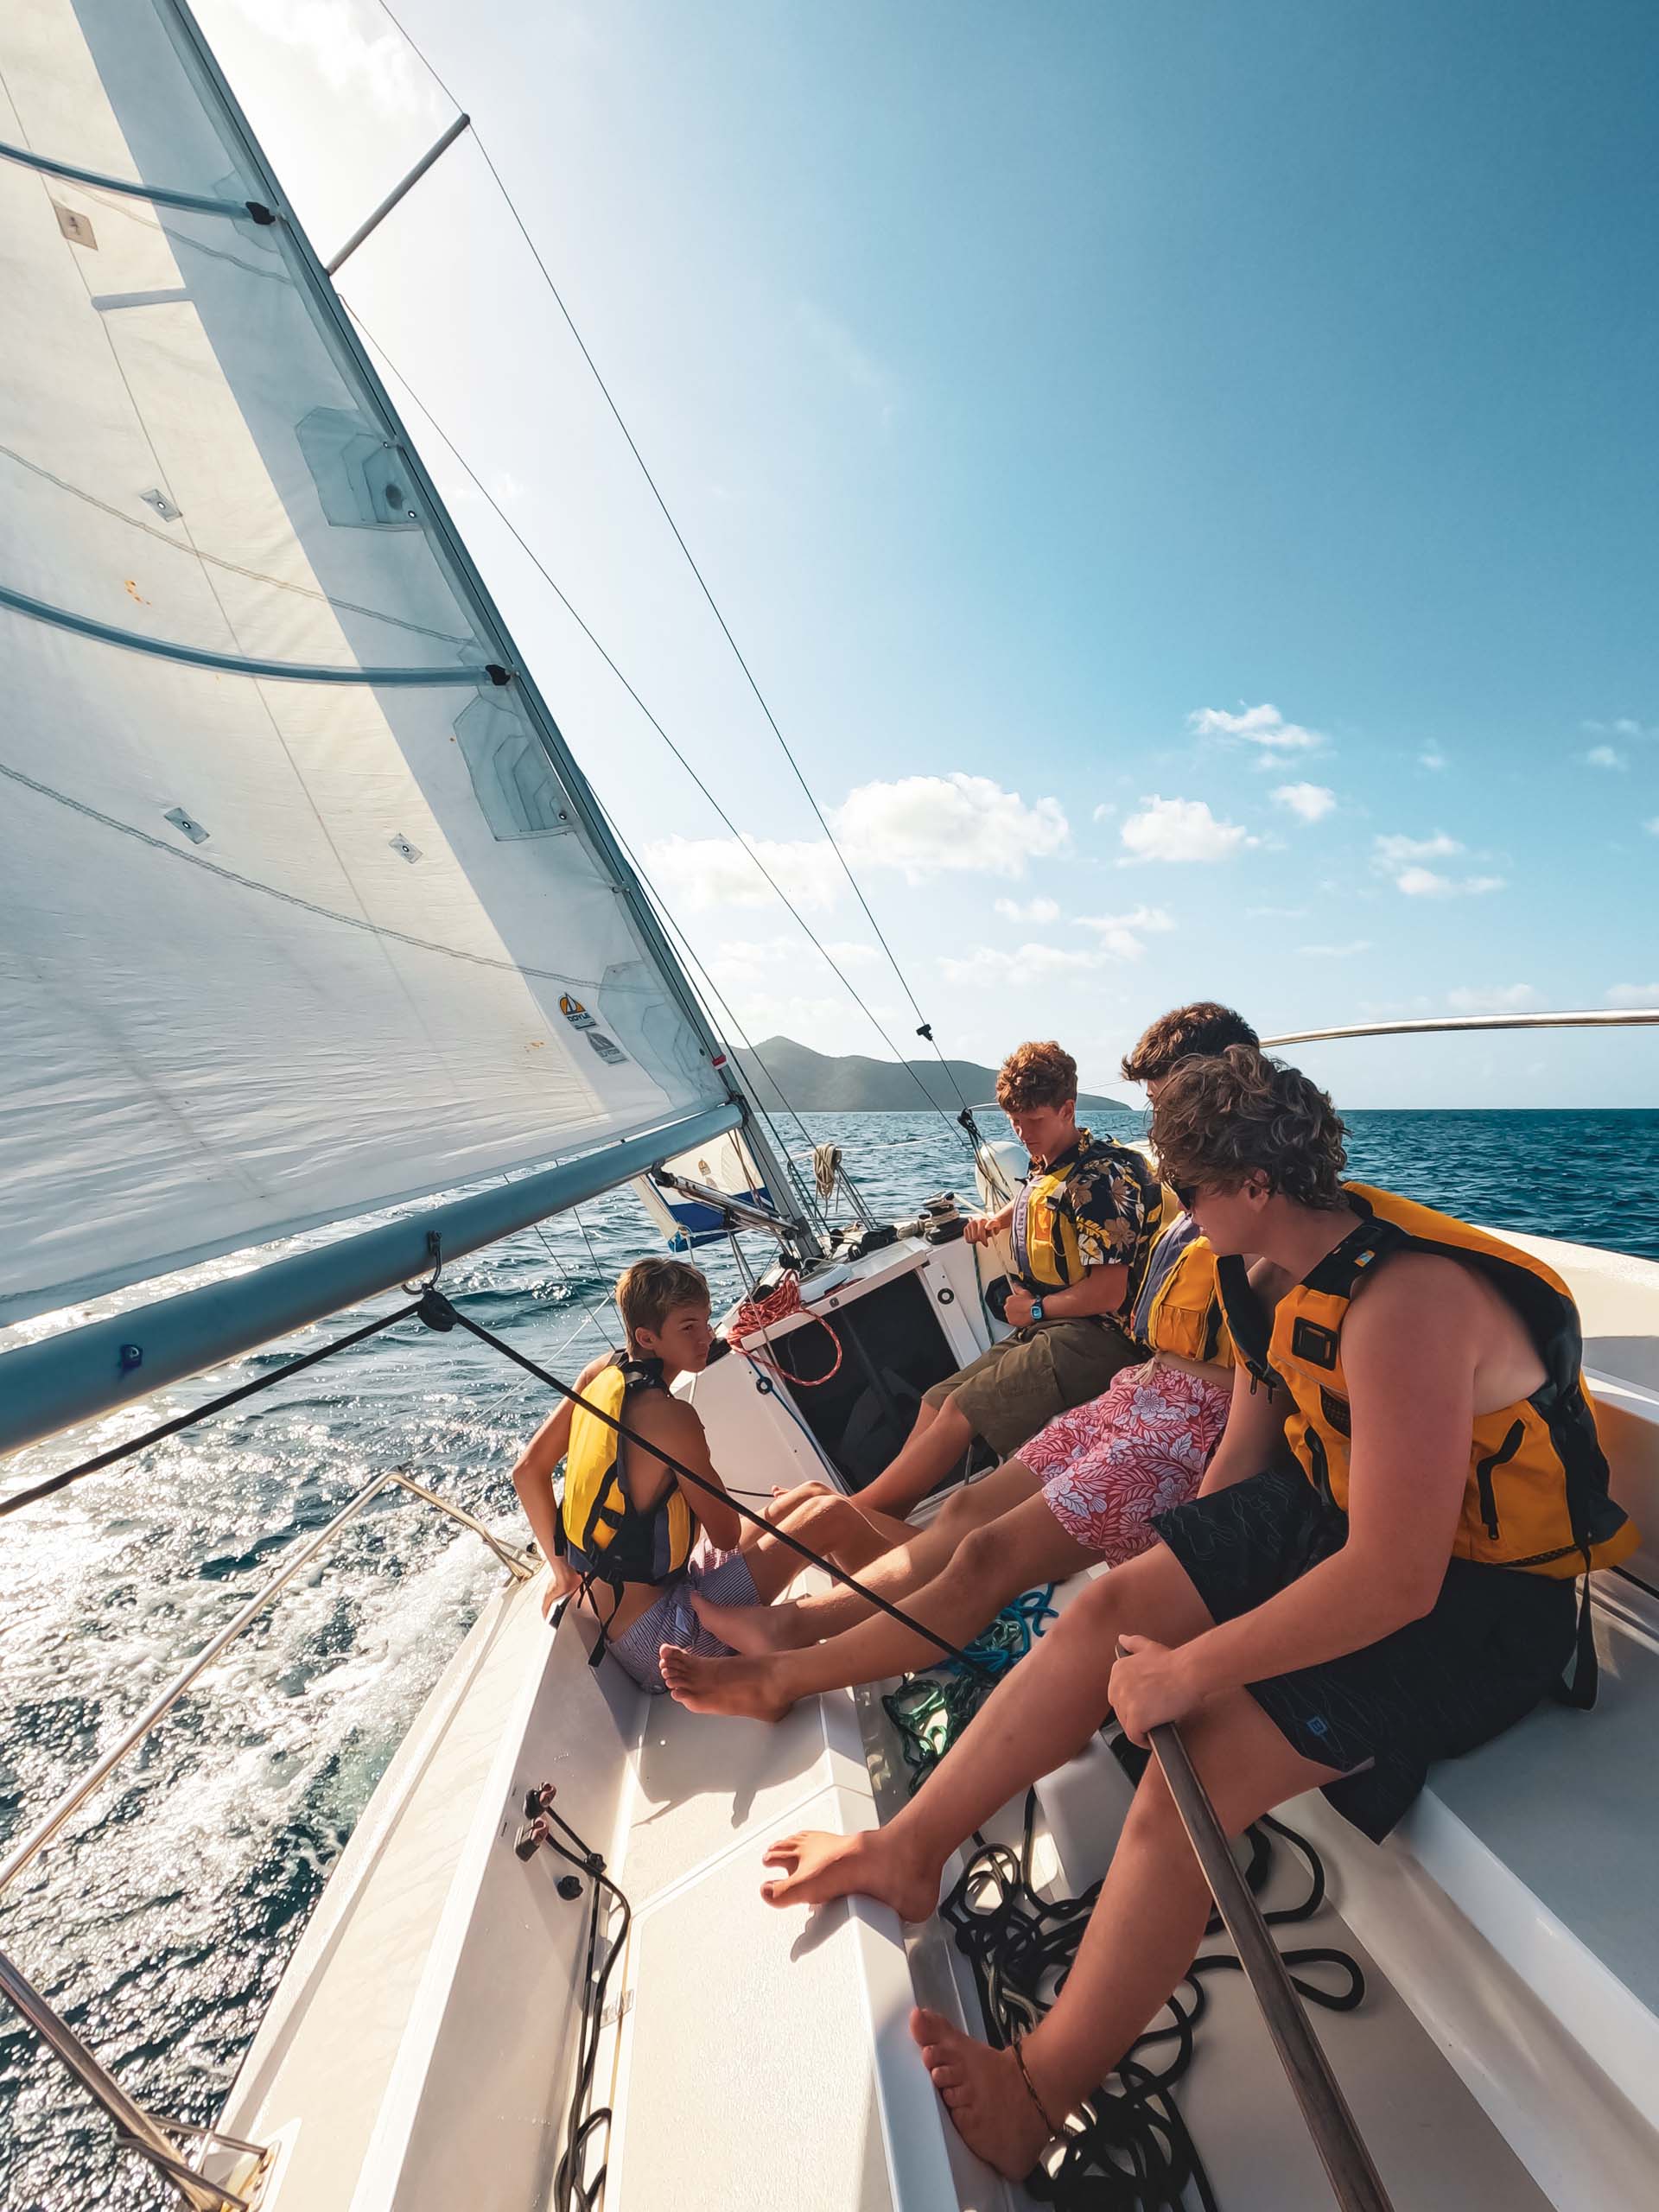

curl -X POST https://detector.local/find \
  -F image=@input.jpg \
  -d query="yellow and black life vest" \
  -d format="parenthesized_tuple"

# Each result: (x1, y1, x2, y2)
(561, 1353, 696, 1589)
(1217, 1184, 1637, 1585)
(1009, 1132, 1169, 1303)
(1129, 1212, 1234, 1367)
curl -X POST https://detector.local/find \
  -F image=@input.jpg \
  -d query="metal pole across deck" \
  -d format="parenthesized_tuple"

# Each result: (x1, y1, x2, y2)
(1143, 1711, 1395, 2212)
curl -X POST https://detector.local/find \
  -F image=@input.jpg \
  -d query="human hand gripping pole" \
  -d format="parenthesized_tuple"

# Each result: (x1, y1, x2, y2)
(416, 1288, 992, 1678)
(1116, 1639, 1395, 2212)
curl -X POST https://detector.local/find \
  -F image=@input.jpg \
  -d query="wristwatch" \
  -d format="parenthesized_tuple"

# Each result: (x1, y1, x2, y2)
(1028, 1298, 1046, 1323)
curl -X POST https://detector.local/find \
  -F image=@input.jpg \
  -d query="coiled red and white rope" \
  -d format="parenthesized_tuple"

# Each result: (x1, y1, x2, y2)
(728, 1272, 843, 1387)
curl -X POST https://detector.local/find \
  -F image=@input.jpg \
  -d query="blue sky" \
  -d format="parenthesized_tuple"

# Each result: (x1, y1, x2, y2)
(199, 0, 1659, 1105)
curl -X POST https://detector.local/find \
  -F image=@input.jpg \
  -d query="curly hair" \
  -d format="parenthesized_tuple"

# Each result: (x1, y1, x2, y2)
(995, 1039, 1077, 1113)
(615, 1256, 710, 1347)
(1120, 1001, 1258, 1084)
(1150, 1046, 1348, 1209)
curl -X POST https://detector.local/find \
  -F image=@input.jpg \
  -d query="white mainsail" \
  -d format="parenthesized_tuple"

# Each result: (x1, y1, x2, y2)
(0, 0, 731, 1328)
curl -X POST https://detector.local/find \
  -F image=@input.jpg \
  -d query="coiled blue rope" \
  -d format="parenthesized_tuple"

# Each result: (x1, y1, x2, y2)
(883, 1585, 1057, 1792)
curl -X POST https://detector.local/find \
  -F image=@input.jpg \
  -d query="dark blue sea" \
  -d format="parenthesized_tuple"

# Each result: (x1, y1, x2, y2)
(2, 1107, 1656, 2206)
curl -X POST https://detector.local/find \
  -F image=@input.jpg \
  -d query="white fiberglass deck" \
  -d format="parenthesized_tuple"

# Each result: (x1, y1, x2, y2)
(214, 1222, 1659, 2212)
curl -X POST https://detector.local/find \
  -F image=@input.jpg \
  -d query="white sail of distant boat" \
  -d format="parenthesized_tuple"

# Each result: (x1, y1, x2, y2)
(0, 0, 749, 1336)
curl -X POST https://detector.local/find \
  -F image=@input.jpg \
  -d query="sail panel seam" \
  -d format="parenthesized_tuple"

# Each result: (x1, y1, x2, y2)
(0, 760, 641, 992)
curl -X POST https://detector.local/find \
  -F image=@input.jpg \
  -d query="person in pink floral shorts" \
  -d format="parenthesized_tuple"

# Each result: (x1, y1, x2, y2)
(663, 1199, 1282, 1720)
(1022, 1340, 1232, 1566)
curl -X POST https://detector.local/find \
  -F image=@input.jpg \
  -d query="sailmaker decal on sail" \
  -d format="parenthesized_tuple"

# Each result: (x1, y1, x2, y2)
(0, 0, 725, 1328)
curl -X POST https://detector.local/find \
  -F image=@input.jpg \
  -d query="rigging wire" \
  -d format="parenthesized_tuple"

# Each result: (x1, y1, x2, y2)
(370, 9, 946, 1051)
(345, 302, 966, 1147)
(592, 799, 833, 1236)
(347, 24, 977, 1147)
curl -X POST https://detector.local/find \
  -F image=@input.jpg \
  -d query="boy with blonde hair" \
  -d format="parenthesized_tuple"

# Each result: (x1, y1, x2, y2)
(512, 1255, 902, 1690)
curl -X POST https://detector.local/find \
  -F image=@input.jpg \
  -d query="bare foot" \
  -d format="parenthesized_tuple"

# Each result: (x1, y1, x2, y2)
(660, 1644, 793, 1720)
(760, 1825, 942, 1919)
(690, 1592, 810, 1655)
(909, 2006, 1051, 2179)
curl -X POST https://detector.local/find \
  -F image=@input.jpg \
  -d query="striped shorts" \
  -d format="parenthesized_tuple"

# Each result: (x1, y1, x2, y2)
(602, 1539, 762, 1694)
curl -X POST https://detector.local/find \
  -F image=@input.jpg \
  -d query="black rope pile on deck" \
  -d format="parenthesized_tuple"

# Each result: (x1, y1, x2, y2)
(940, 1745, 1365, 2212)
(883, 1584, 1057, 1792)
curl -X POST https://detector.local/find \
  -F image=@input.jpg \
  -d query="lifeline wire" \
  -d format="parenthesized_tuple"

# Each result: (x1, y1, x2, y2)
(0, 1299, 423, 1519)
(417, 1288, 992, 1676)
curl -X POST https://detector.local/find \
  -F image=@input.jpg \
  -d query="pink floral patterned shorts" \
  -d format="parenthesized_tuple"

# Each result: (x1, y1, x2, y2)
(1021, 1359, 1232, 1565)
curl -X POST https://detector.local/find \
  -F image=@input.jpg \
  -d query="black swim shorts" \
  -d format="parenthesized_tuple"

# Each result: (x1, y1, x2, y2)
(1151, 1465, 1577, 1841)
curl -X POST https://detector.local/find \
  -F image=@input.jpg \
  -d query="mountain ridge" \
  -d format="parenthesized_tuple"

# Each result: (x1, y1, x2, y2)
(731, 1035, 1132, 1116)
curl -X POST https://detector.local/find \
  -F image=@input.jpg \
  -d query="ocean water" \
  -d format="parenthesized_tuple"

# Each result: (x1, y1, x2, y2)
(2, 1106, 1656, 2207)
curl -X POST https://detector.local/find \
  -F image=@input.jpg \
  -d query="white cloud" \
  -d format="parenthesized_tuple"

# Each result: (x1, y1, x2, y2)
(1246, 904, 1308, 919)
(1121, 795, 1253, 864)
(835, 773, 1068, 882)
(645, 774, 1068, 912)
(940, 942, 1110, 986)
(1272, 782, 1337, 823)
(1188, 702, 1325, 752)
(1092, 802, 1117, 823)
(1446, 984, 1541, 1012)
(1374, 831, 1464, 866)
(223, 0, 444, 116)
(1300, 940, 1371, 957)
(1072, 906, 1175, 958)
(714, 937, 880, 983)
(1583, 745, 1627, 770)
(1584, 717, 1658, 741)
(994, 895, 1061, 925)
(645, 834, 846, 912)
(1647, 818, 1659, 837)
(1370, 830, 1502, 898)
(1606, 984, 1659, 1009)
(1419, 749, 1448, 771)
(1394, 866, 1504, 899)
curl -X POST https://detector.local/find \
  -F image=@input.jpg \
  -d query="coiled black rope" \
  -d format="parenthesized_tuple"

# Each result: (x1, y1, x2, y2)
(939, 1751, 1365, 2211)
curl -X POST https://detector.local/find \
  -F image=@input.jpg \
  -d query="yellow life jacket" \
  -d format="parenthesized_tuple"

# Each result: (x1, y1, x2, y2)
(561, 1354, 696, 1588)
(1009, 1131, 1169, 1303)
(1129, 1213, 1234, 1367)
(1217, 1184, 1637, 1581)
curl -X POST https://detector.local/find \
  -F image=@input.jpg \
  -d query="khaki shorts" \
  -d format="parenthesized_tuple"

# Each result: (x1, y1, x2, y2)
(921, 1319, 1142, 1459)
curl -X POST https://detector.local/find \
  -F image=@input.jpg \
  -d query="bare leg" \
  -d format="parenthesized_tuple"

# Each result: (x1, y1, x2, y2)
(856, 1395, 977, 1518)
(705, 1458, 1042, 1656)
(735, 1492, 915, 1606)
(668, 1483, 1095, 1716)
(912, 1692, 1342, 2177)
(755, 1546, 1213, 1901)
